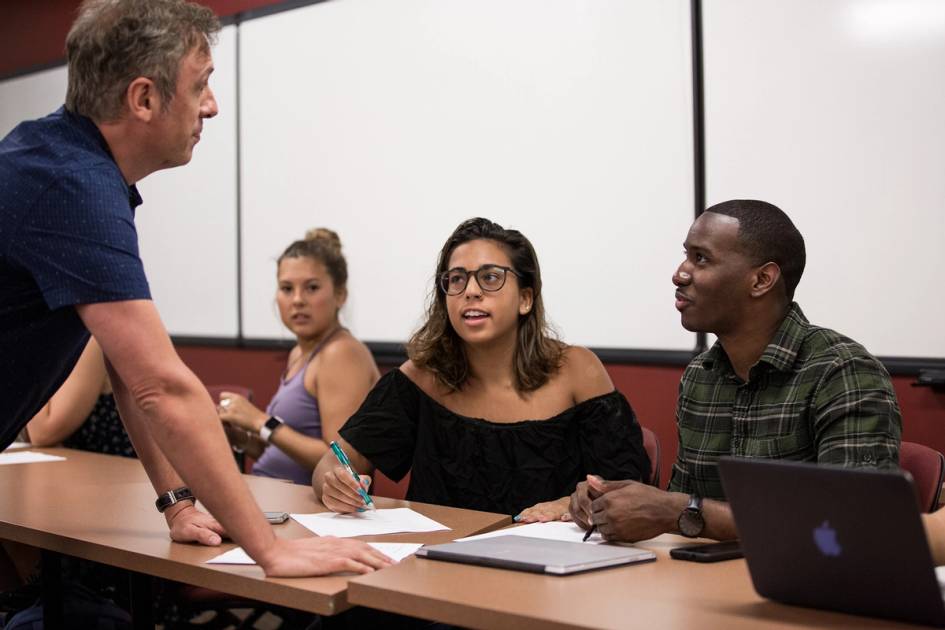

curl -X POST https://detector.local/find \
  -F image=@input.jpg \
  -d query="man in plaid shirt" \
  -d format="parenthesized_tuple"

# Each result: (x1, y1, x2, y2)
(570, 200, 901, 542)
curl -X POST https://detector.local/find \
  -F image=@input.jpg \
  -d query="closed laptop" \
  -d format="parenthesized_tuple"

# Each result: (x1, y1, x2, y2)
(720, 457, 945, 627)
(416, 534, 655, 575)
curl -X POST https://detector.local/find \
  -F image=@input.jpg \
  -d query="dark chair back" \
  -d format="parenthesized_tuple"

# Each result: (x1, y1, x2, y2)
(206, 384, 254, 473)
(900, 441, 945, 513)
(206, 384, 253, 405)
(641, 426, 661, 488)
(372, 470, 411, 500)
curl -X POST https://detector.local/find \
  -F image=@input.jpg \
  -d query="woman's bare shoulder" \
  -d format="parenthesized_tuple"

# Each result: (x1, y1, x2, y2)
(558, 345, 614, 403)
(309, 331, 378, 380)
(399, 360, 440, 396)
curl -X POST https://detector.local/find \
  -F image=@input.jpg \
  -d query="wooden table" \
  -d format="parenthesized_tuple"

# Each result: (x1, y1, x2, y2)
(0, 448, 510, 621)
(348, 531, 929, 629)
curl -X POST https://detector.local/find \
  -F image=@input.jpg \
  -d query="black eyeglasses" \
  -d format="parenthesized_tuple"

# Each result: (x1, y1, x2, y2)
(438, 265, 520, 296)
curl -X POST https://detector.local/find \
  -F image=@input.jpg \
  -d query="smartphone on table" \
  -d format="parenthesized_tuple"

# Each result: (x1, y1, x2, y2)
(264, 511, 289, 524)
(669, 540, 742, 562)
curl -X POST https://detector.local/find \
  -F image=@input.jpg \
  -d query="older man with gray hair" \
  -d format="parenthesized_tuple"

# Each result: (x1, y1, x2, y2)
(0, 0, 391, 576)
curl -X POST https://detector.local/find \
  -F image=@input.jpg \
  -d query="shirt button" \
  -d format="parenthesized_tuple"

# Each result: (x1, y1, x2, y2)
(862, 452, 874, 463)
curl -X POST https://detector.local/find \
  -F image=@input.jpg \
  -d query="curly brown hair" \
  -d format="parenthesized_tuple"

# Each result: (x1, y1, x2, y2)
(406, 218, 565, 393)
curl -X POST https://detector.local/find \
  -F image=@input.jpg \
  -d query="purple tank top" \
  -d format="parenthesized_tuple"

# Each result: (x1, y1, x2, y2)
(252, 330, 339, 484)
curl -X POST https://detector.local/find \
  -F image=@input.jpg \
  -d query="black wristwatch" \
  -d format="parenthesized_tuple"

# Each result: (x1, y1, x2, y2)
(155, 487, 195, 513)
(677, 494, 705, 538)
(259, 416, 284, 443)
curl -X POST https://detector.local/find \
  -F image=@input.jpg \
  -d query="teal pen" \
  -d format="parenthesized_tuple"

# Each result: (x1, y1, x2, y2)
(329, 441, 375, 511)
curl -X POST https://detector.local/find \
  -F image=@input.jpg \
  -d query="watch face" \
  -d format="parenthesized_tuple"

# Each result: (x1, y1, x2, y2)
(678, 509, 705, 538)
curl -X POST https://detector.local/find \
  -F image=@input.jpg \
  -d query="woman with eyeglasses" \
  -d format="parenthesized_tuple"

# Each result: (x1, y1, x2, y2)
(313, 218, 649, 521)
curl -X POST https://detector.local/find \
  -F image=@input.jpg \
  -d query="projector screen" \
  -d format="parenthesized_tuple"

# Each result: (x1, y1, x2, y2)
(703, 0, 945, 358)
(238, 0, 698, 351)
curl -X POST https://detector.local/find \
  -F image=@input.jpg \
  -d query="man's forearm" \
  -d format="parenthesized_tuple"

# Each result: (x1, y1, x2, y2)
(701, 499, 738, 541)
(923, 511, 945, 565)
(111, 366, 276, 561)
(109, 366, 183, 490)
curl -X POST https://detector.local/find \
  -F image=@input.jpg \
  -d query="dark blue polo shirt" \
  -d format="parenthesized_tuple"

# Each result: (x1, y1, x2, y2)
(0, 107, 151, 449)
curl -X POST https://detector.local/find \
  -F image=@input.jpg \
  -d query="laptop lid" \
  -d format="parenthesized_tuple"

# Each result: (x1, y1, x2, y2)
(719, 457, 945, 627)
(416, 534, 656, 575)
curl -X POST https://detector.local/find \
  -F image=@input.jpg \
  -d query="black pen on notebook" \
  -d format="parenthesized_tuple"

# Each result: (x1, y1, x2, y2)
(582, 524, 597, 542)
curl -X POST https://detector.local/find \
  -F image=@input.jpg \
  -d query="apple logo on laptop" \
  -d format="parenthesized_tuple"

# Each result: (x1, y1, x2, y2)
(813, 520, 842, 557)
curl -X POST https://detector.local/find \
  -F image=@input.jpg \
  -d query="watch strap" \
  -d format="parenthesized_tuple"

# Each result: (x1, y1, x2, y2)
(259, 416, 284, 443)
(687, 494, 703, 512)
(155, 487, 195, 513)
(678, 493, 705, 537)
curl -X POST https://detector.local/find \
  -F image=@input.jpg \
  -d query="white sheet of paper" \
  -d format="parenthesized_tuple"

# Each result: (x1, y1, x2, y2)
(290, 508, 449, 538)
(206, 547, 254, 564)
(455, 520, 605, 544)
(0, 451, 66, 465)
(368, 542, 424, 562)
(206, 542, 423, 565)
(3, 442, 31, 451)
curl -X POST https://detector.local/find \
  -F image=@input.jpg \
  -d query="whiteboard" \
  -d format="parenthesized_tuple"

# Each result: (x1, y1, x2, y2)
(239, 0, 697, 350)
(703, 0, 945, 358)
(137, 25, 239, 338)
(0, 27, 240, 339)
(0, 65, 68, 137)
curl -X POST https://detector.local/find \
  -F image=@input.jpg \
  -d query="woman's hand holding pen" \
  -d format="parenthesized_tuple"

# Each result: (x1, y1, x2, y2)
(319, 464, 373, 513)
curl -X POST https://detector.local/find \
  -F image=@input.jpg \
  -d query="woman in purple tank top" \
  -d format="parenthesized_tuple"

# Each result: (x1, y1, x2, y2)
(216, 229, 379, 485)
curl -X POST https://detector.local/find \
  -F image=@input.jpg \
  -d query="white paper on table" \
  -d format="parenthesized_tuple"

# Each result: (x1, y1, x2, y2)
(0, 451, 66, 465)
(290, 508, 449, 538)
(3, 442, 31, 451)
(455, 520, 605, 544)
(206, 547, 255, 564)
(206, 542, 423, 565)
(367, 542, 423, 562)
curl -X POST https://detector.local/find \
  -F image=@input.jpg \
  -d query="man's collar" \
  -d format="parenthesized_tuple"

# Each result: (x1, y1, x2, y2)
(61, 106, 114, 159)
(61, 106, 142, 209)
(756, 302, 808, 372)
(700, 302, 808, 375)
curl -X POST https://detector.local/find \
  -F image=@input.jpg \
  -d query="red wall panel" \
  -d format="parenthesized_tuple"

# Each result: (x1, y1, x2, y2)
(0, 0, 289, 78)
(177, 344, 945, 491)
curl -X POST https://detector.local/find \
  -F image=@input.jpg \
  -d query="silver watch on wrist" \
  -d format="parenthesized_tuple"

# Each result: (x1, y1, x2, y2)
(677, 494, 705, 538)
(259, 416, 284, 443)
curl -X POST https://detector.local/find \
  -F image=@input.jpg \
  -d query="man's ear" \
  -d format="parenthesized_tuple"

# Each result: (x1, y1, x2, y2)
(750, 262, 782, 298)
(125, 77, 159, 122)
(519, 287, 534, 316)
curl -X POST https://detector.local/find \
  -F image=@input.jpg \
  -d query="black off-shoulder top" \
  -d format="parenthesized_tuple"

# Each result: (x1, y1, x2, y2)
(339, 369, 649, 516)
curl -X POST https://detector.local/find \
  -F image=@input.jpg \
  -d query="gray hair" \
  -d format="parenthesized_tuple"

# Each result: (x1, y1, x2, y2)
(65, 0, 220, 123)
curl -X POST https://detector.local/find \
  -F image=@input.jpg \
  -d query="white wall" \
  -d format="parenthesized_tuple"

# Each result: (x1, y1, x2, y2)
(0, 65, 67, 135)
(703, 0, 945, 357)
(137, 25, 239, 338)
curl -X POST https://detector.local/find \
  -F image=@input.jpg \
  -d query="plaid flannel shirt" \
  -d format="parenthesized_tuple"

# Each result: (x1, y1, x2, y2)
(669, 303, 901, 500)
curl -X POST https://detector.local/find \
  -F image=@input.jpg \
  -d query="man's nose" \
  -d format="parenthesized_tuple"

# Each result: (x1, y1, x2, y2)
(201, 86, 218, 118)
